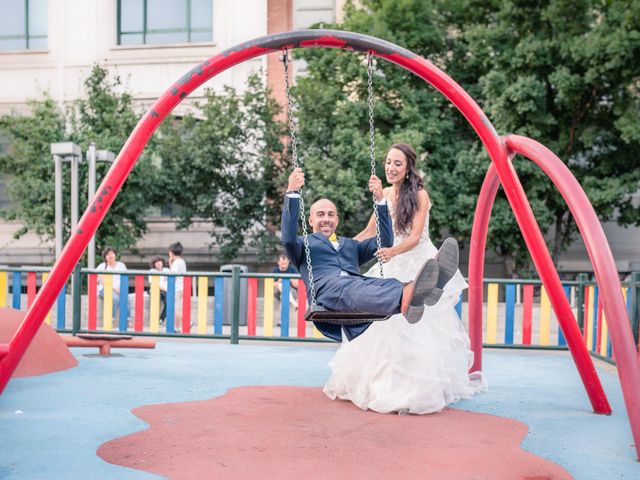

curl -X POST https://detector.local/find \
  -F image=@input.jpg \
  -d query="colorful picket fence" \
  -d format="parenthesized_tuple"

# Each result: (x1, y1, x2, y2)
(0, 268, 66, 329)
(481, 282, 569, 347)
(1, 267, 638, 358)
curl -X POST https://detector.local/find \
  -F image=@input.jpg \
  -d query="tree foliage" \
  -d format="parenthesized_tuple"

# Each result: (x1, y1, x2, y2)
(0, 65, 159, 254)
(294, 0, 640, 275)
(154, 74, 286, 261)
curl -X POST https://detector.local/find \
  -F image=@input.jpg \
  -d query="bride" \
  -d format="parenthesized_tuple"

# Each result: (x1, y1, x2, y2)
(323, 143, 487, 414)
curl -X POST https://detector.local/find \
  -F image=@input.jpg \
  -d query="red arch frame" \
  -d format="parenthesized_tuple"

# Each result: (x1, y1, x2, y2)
(0, 29, 638, 458)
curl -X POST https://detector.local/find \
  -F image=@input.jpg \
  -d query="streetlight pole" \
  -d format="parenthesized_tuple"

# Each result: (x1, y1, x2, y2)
(53, 154, 63, 259)
(50, 142, 82, 259)
(86, 142, 114, 268)
(87, 143, 96, 268)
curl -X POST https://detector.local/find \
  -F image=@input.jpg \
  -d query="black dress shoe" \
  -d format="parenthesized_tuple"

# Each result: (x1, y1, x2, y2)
(404, 258, 439, 323)
(425, 237, 459, 306)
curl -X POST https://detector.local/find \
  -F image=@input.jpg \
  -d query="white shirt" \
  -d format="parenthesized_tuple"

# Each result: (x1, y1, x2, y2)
(96, 261, 127, 293)
(148, 267, 170, 291)
(170, 258, 187, 292)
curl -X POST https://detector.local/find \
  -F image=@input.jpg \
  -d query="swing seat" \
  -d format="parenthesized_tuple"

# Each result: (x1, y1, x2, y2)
(304, 305, 390, 325)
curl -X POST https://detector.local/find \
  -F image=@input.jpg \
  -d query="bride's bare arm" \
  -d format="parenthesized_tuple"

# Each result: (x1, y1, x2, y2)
(377, 190, 431, 261)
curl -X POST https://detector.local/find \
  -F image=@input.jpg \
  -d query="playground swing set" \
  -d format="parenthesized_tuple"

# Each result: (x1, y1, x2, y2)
(0, 29, 638, 461)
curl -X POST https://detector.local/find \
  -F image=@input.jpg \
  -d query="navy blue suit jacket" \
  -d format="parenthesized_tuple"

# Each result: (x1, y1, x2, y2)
(281, 195, 395, 340)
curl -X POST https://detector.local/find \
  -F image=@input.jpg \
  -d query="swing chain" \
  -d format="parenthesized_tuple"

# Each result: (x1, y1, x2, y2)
(283, 48, 316, 307)
(367, 52, 384, 278)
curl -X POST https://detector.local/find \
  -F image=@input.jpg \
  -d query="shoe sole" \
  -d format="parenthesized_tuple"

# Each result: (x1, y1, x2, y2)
(425, 238, 459, 306)
(402, 258, 438, 325)
(404, 304, 424, 324)
(411, 259, 438, 303)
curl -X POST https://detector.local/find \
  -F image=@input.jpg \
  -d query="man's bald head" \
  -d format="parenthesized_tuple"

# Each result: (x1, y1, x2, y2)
(309, 198, 339, 237)
(310, 198, 337, 216)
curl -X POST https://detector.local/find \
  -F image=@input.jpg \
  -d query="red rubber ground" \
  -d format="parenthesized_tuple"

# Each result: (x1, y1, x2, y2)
(98, 386, 572, 480)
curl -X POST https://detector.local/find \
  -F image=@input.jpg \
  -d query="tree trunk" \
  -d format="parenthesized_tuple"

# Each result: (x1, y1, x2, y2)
(552, 213, 563, 266)
(503, 253, 517, 278)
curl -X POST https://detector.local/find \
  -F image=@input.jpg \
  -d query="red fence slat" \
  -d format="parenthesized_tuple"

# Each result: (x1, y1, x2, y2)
(182, 276, 192, 334)
(134, 275, 144, 332)
(88, 274, 97, 330)
(297, 279, 306, 338)
(522, 284, 533, 345)
(27, 272, 36, 307)
(247, 278, 258, 336)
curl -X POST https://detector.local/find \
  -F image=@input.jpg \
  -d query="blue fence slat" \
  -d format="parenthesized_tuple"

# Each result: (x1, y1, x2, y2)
(166, 276, 176, 333)
(118, 275, 129, 332)
(504, 284, 515, 345)
(214, 277, 224, 335)
(56, 284, 66, 329)
(592, 287, 599, 351)
(455, 295, 462, 319)
(11, 272, 21, 309)
(280, 279, 290, 337)
(559, 286, 570, 346)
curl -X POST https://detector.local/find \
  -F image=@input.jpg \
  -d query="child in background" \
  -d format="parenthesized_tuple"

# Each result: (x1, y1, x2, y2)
(96, 246, 127, 324)
(148, 256, 169, 324)
(169, 242, 187, 332)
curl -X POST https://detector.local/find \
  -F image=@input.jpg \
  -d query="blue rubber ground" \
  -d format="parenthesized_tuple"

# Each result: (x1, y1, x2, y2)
(0, 341, 637, 479)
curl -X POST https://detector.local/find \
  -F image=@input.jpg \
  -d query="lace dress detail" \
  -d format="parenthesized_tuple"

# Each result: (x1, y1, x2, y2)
(323, 200, 487, 414)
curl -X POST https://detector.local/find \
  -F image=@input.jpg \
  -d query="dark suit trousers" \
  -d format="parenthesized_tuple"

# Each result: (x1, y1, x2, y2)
(317, 276, 405, 315)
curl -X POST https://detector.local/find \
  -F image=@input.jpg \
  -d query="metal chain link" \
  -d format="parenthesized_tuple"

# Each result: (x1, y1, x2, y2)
(367, 52, 384, 278)
(283, 48, 316, 307)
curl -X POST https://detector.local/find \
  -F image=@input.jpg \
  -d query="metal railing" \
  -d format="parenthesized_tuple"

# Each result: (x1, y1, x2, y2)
(1, 266, 638, 361)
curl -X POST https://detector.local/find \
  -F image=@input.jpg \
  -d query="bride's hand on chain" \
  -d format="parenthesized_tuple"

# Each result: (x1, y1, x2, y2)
(368, 175, 383, 202)
(376, 247, 395, 263)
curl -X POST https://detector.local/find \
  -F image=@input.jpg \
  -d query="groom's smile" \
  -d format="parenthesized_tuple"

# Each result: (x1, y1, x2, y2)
(309, 198, 339, 238)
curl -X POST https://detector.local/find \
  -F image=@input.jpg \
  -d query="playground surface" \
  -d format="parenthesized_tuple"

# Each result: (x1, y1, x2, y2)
(0, 339, 638, 479)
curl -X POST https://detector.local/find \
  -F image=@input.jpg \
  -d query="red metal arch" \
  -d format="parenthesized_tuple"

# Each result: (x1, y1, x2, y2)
(469, 134, 640, 451)
(0, 29, 638, 458)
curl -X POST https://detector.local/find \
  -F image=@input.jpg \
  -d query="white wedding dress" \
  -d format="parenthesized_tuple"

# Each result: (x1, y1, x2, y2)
(323, 200, 487, 414)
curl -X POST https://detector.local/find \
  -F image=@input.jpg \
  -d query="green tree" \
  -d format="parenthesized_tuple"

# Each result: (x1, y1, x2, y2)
(293, 0, 640, 276)
(0, 98, 65, 240)
(460, 0, 640, 272)
(155, 74, 286, 261)
(0, 65, 160, 255)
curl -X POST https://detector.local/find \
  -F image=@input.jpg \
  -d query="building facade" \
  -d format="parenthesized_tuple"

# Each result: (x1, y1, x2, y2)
(0, 0, 637, 275)
(0, 0, 342, 270)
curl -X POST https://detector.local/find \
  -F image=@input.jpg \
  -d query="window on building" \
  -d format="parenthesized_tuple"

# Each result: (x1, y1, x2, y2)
(118, 0, 213, 46)
(0, 0, 47, 51)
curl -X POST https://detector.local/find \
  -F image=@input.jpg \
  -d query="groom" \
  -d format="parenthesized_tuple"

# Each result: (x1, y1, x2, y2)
(281, 168, 458, 341)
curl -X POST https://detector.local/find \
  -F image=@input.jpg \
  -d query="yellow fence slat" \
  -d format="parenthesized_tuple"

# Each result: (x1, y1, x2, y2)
(539, 286, 551, 346)
(197, 276, 208, 334)
(486, 283, 499, 344)
(585, 286, 594, 351)
(149, 276, 160, 333)
(103, 276, 113, 330)
(0, 271, 7, 307)
(312, 324, 323, 338)
(263, 278, 274, 337)
(600, 311, 608, 356)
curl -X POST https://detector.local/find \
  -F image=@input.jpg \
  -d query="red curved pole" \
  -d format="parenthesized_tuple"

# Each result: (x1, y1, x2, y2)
(0, 30, 510, 395)
(468, 162, 502, 373)
(0, 31, 621, 452)
(503, 135, 640, 452)
(468, 160, 610, 416)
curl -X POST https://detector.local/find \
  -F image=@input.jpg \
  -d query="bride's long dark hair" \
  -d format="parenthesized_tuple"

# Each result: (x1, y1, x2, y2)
(389, 143, 424, 236)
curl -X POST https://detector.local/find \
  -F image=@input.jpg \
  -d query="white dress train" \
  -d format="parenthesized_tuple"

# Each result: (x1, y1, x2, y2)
(323, 201, 487, 414)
